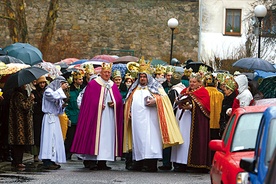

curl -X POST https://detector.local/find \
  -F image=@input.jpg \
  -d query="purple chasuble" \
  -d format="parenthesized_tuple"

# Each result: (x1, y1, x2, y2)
(70, 79, 124, 156)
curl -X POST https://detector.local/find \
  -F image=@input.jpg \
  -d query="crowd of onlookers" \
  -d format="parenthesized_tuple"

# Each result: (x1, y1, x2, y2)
(0, 57, 262, 172)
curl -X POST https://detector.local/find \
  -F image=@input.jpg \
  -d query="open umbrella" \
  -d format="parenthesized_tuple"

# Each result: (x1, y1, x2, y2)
(0, 63, 30, 75)
(3, 42, 43, 66)
(34, 61, 62, 78)
(92, 55, 117, 62)
(184, 61, 213, 73)
(0, 55, 25, 64)
(232, 58, 276, 72)
(57, 58, 79, 65)
(113, 56, 139, 63)
(150, 59, 168, 66)
(3, 66, 48, 92)
(0, 48, 7, 56)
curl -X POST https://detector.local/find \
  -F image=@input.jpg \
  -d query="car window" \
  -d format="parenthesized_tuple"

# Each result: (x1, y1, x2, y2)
(265, 119, 276, 166)
(223, 114, 236, 144)
(231, 113, 263, 152)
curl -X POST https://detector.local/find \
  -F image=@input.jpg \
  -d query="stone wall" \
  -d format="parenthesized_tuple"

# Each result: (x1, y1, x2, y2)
(0, 0, 199, 63)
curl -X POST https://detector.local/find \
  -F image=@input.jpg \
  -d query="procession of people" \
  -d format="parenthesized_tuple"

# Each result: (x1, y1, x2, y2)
(0, 45, 265, 174)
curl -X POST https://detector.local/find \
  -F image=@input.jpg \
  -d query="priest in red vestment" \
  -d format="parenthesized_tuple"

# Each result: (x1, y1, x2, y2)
(177, 72, 211, 172)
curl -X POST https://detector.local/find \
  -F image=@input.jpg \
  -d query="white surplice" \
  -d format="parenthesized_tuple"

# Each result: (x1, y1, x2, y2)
(131, 86, 163, 161)
(170, 109, 191, 164)
(77, 88, 115, 161)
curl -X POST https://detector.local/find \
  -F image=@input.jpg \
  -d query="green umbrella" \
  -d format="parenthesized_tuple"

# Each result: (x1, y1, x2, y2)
(150, 59, 168, 66)
(3, 42, 43, 66)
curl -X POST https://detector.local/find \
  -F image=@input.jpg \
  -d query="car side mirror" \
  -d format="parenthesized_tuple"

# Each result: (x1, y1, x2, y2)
(209, 140, 225, 152)
(240, 158, 256, 173)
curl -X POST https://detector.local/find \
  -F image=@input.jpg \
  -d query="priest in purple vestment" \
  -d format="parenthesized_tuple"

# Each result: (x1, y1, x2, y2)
(70, 62, 124, 170)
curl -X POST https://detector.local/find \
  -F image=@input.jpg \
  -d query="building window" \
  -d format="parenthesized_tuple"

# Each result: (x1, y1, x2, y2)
(225, 9, 241, 36)
(262, 9, 276, 36)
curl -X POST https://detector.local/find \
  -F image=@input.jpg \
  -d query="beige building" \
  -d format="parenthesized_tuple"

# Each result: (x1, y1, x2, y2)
(199, 0, 275, 67)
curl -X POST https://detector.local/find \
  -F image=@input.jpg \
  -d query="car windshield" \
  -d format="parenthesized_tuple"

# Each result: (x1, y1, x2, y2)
(231, 113, 263, 152)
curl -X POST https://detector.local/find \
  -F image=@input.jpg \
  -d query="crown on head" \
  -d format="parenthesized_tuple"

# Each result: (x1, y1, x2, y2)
(166, 65, 175, 74)
(225, 76, 236, 91)
(72, 69, 85, 80)
(124, 73, 133, 80)
(155, 64, 166, 75)
(189, 72, 202, 81)
(203, 72, 217, 87)
(183, 67, 193, 77)
(199, 65, 208, 73)
(102, 62, 112, 71)
(112, 70, 122, 78)
(138, 56, 152, 74)
(82, 64, 94, 74)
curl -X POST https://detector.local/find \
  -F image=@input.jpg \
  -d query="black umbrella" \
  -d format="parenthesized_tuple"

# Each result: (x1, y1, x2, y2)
(232, 58, 276, 72)
(0, 55, 25, 64)
(3, 66, 48, 92)
(184, 62, 213, 73)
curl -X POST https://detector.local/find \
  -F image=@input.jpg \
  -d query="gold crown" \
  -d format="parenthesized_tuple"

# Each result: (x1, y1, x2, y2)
(72, 70, 85, 79)
(83, 63, 94, 74)
(112, 70, 121, 78)
(189, 72, 202, 81)
(127, 62, 139, 72)
(166, 65, 175, 74)
(138, 56, 151, 74)
(203, 72, 216, 86)
(155, 64, 166, 74)
(102, 62, 112, 70)
(217, 73, 233, 84)
(225, 76, 236, 91)
(199, 65, 208, 73)
(183, 67, 193, 77)
(124, 73, 133, 80)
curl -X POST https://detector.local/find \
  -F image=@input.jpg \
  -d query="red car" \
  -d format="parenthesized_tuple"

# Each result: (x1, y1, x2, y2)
(209, 105, 270, 184)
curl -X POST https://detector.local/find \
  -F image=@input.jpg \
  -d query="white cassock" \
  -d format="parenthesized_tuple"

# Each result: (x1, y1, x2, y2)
(39, 88, 66, 163)
(77, 88, 115, 161)
(170, 108, 191, 164)
(131, 87, 163, 161)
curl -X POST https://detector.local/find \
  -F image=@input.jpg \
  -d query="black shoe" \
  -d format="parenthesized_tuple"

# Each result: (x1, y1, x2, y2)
(158, 165, 172, 171)
(126, 165, 142, 171)
(97, 161, 111, 170)
(97, 165, 111, 170)
(43, 164, 61, 170)
(89, 164, 98, 170)
(173, 167, 186, 172)
(143, 167, 158, 172)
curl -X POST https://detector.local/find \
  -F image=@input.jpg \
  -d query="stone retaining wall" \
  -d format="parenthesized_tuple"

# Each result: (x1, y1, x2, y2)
(0, 0, 199, 63)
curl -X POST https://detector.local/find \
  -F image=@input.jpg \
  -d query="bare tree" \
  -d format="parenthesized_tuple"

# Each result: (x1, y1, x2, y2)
(0, 0, 59, 58)
(39, 0, 59, 56)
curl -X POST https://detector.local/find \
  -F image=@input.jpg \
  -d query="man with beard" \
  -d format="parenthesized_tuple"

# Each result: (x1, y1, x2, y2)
(123, 57, 183, 172)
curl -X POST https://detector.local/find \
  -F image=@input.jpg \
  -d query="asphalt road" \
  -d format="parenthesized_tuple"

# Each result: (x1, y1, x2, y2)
(0, 155, 210, 184)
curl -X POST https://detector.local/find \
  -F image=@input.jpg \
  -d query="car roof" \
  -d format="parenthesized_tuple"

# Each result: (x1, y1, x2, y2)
(254, 98, 276, 106)
(234, 105, 271, 114)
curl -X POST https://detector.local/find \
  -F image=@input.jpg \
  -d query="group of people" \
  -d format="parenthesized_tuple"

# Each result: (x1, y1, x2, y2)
(0, 56, 258, 173)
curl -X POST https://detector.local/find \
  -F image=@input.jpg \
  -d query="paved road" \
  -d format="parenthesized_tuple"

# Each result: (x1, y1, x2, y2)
(0, 155, 210, 184)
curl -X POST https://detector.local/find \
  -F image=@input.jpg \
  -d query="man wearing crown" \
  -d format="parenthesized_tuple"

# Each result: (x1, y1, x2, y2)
(70, 62, 124, 170)
(64, 70, 84, 160)
(123, 57, 183, 172)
